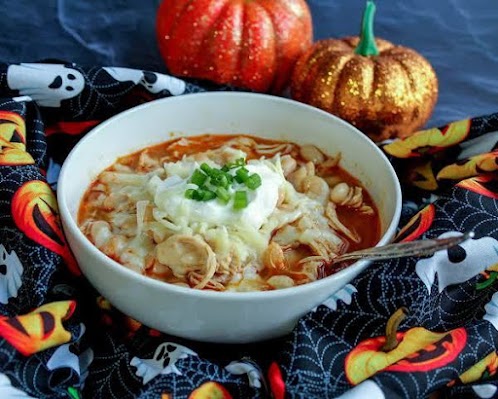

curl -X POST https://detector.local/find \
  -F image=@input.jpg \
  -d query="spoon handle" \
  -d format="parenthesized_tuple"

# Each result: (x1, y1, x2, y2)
(330, 231, 475, 264)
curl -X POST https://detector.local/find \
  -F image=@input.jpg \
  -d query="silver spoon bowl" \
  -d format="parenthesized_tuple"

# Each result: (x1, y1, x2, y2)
(330, 231, 475, 265)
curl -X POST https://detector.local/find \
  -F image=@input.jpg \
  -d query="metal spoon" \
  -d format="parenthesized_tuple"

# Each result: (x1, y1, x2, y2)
(329, 231, 475, 265)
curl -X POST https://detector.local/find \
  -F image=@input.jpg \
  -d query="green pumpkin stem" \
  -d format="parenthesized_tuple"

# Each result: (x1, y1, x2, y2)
(354, 0, 380, 57)
(382, 307, 409, 352)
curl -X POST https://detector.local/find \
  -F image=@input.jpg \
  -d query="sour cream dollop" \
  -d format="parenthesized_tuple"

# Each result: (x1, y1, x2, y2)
(149, 158, 285, 231)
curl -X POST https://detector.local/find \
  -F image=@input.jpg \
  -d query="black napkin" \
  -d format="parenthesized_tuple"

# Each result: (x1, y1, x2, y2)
(0, 62, 497, 399)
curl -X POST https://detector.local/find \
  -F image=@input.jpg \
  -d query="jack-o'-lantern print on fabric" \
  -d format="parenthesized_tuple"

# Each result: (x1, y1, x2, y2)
(0, 300, 76, 356)
(383, 119, 472, 159)
(10, 180, 80, 276)
(0, 111, 34, 166)
(437, 151, 498, 182)
(384, 114, 498, 195)
(449, 351, 498, 387)
(188, 381, 233, 399)
(458, 175, 498, 200)
(394, 204, 436, 243)
(345, 308, 468, 385)
(0, 64, 497, 399)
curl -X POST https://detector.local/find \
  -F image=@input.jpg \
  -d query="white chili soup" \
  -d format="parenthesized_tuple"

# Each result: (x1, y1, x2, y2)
(78, 134, 380, 292)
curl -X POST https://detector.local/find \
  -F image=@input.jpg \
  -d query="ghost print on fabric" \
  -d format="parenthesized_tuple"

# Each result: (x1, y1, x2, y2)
(46, 324, 94, 388)
(130, 342, 198, 385)
(0, 244, 23, 304)
(0, 373, 36, 398)
(6, 64, 85, 107)
(102, 67, 187, 95)
(416, 232, 498, 293)
(320, 284, 358, 311)
(0, 63, 498, 398)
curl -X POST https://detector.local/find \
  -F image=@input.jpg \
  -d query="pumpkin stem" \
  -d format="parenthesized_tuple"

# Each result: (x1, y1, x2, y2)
(354, 0, 380, 57)
(382, 307, 409, 352)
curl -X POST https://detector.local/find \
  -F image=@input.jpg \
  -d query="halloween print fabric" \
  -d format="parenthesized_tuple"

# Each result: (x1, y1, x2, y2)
(0, 62, 497, 399)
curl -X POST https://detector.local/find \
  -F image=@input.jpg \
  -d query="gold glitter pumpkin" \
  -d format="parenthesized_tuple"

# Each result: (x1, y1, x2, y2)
(290, 1, 438, 142)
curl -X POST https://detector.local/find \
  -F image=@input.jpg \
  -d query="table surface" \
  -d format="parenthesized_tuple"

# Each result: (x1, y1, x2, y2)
(0, 0, 496, 128)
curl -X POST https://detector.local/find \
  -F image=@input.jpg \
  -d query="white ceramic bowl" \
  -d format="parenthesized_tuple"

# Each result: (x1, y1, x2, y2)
(58, 92, 401, 343)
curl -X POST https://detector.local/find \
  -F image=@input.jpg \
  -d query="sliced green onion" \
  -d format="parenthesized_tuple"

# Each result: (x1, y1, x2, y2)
(245, 173, 262, 190)
(201, 189, 216, 201)
(216, 187, 231, 204)
(211, 173, 228, 188)
(190, 169, 208, 186)
(233, 190, 248, 210)
(200, 163, 212, 175)
(185, 159, 260, 205)
(185, 189, 195, 199)
(235, 167, 250, 183)
(192, 189, 205, 201)
(224, 172, 234, 185)
(192, 188, 216, 201)
(225, 157, 246, 169)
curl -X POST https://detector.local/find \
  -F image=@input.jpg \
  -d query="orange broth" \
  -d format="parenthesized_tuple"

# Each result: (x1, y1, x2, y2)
(78, 134, 381, 290)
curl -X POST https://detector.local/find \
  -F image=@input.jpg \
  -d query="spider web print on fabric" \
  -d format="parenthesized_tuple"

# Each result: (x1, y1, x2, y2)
(134, 356, 261, 399)
(84, 332, 261, 399)
(276, 184, 498, 399)
(466, 112, 498, 140)
(52, 65, 204, 120)
(0, 165, 65, 315)
(1, 63, 498, 399)
(0, 324, 84, 399)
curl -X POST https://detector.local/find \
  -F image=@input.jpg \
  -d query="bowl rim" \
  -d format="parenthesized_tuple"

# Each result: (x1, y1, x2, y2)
(57, 91, 402, 301)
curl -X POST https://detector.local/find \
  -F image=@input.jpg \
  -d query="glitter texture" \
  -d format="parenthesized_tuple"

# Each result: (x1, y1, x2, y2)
(290, 37, 439, 142)
(156, 0, 313, 93)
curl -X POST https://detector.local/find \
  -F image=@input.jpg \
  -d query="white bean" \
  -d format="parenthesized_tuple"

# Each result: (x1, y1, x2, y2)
(300, 144, 325, 164)
(287, 166, 308, 192)
(330, 182, 350, 204)
(267, 275, 295, 289)
(302, 176, 329, 204)
(280, 155, 297, 176)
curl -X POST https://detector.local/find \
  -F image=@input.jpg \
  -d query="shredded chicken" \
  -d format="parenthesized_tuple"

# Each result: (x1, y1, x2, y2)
(156, 235, 217, 289)
(330, 182, 375, 215)
(262, 242, 287, 272)
(325, 202, 361, 243)
(79, 135, 378, 292)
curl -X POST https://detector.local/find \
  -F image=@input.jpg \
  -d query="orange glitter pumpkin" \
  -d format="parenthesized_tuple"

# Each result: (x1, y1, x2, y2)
(291, 1, 438, 142)
(156, 0, 313, 93)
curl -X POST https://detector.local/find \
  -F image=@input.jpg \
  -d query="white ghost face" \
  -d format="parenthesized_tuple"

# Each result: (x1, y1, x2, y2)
(140, 71, 186, 95)
(0, 244, 24, 304)
(130, 342, 197, 385)
(102, 67, 186, 95)
(102, 67, 142, 85)
(7, 63, 85, 107)
(416, 232, 498, 293)
(47, 324, 94, 387)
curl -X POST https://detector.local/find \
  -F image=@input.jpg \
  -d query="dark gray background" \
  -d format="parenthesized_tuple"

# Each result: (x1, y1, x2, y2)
(0, 0, 496, 127)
